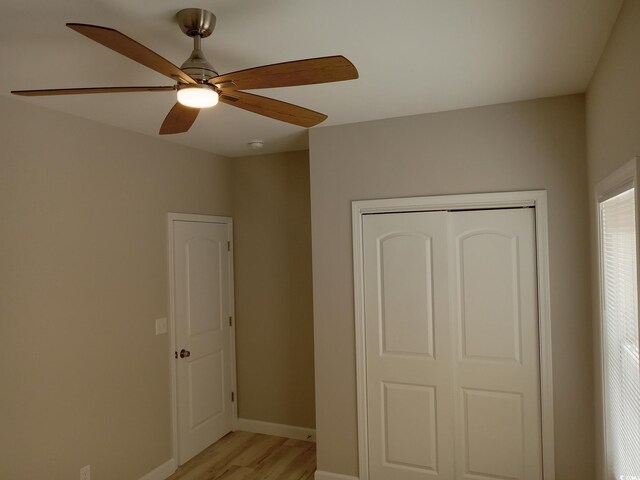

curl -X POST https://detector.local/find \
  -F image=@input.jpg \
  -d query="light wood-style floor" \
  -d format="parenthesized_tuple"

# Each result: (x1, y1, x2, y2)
(167, 431, 316, 480)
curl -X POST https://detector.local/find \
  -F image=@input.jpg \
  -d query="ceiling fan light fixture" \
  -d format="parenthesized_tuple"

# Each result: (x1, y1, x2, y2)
(177, 84, 219, 108)
(12, 16, 358, 134)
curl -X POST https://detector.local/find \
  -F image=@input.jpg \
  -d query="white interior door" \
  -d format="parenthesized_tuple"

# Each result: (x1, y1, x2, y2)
(363, 211, 454, 479)
(362, 208, 542, 480)
(449, 209, 542, 480)
(172, 218, 234, 464)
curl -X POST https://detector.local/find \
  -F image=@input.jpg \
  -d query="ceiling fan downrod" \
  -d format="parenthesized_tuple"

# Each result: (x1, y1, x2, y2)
(177, 8, 218, 82)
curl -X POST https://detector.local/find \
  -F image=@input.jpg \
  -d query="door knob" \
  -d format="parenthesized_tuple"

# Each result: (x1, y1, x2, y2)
(179, 349, 191, 358)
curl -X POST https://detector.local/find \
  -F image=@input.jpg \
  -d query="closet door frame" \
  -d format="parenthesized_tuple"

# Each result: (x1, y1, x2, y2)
(352, 190, 555, 480)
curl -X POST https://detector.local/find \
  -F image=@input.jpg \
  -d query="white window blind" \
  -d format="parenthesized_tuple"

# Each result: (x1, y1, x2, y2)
(600, 187, 640, 480)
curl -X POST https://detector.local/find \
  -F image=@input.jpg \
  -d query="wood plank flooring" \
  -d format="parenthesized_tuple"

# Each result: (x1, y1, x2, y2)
(167, 431, 316, 480)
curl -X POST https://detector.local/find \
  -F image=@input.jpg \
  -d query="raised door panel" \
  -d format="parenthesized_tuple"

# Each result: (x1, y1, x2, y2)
(383, 382, 438, 473)
(186, 237, 223, 336)
(461, 388, 525, 480)
(380, 233, 434, 357)
(458, 232, 521, 363)
(188, 351, 224, 429)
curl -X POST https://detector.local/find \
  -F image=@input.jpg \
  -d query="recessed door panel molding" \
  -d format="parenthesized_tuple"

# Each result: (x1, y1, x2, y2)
(456, 230, 522, 363)
(383, 382, 438, 472)
(186, 237, 223, 336)
(461, 388, 524, 480)
(354, 191, 555, 480)
(169, 214, 237, 466)
(379, 232, 435, 357)
(188, 350, 224, 428)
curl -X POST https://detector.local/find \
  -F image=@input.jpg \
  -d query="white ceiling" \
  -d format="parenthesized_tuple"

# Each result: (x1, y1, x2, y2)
(0, 0, 623, 157)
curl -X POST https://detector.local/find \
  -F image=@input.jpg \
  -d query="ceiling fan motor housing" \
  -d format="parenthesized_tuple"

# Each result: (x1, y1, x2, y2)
(177, 9, 218, 82)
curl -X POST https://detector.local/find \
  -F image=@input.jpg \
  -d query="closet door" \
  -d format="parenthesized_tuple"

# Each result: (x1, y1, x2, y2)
(362, 208, 542, 480)
(449, 208, 542, 480)
(363, 211, 454, 480)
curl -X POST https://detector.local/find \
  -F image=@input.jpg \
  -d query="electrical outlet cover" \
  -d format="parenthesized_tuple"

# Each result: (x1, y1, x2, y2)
(80, 464, 90, 480)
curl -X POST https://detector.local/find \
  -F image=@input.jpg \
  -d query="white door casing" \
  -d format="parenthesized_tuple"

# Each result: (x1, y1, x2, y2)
(168, 214, 237, 465)
(353, 191, 555, 480)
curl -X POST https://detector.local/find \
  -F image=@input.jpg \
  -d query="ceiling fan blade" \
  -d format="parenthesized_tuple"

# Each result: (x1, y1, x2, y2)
(11, 86, 175, 96)
(67, 23, 196, 85)
(219, 91, 327, 128)
(210, 56, 358, 91)
(159, 102, 200, 135)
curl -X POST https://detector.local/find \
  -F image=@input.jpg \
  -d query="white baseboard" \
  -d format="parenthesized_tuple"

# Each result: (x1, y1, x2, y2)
(236, 417, 316, 442)
(314, 471, 359, 480)
(138, 458, 176, 480)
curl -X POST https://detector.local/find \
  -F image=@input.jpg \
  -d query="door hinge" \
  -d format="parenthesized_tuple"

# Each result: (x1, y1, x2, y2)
(174, 351, 177, 359)
(231, 392, 235, 402)
(229, 316, 233, 327)
(227, 241, 231, 251)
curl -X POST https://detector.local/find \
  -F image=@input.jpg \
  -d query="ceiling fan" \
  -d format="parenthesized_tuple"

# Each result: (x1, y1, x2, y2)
(11, 8, 359, 135)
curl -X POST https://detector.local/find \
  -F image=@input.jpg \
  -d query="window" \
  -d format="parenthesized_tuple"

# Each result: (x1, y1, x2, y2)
(598, 159, 640, 480)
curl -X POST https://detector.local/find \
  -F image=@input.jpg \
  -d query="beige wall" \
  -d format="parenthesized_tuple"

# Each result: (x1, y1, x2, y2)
(309, 95, 593, 478)
(0, 96, 232, 480)
(586, 0, 640, 476)
(232, 151, 315, 428)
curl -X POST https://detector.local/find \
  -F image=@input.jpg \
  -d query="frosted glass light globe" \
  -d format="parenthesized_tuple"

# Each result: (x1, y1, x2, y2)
(177, 85, 219, 108)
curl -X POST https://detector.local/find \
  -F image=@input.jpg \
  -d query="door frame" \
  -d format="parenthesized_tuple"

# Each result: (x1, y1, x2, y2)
(167, 212, 238, 466)
(352, 190, 555, 480)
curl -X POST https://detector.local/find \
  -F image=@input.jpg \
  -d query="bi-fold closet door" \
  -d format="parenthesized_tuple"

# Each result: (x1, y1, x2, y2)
(362, 208, 542, 480)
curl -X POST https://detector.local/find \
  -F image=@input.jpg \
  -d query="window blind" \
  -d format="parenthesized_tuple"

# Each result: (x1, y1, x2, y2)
(601, 188, 640, 480)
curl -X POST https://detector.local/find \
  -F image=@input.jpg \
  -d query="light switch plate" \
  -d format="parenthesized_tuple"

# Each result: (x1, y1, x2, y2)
(155, 317, 167, 335)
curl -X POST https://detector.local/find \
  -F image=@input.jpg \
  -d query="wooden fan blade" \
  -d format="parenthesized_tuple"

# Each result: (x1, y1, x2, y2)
(160, 102, 200, 135)
(11, 86, 175, 96)
(219, 91, 327, 128)
(210, 56, 358, 90)
(67, 23, 196, 85)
